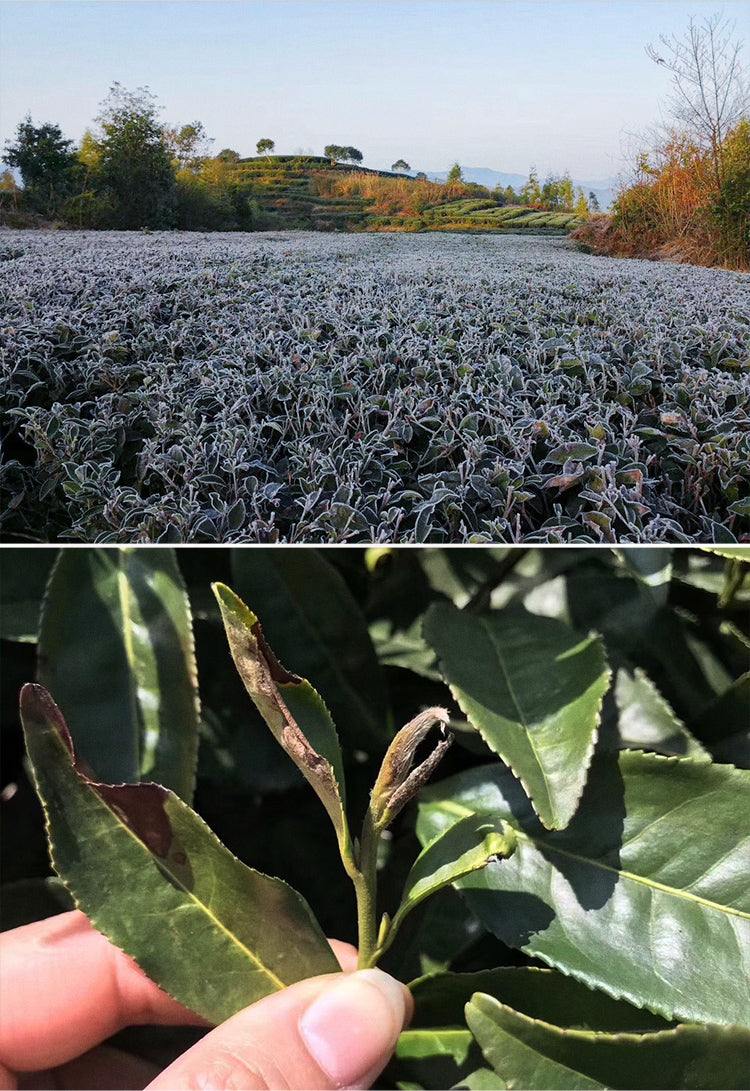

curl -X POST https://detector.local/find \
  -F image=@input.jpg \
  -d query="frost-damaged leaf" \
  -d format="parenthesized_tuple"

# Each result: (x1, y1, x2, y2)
(38, 548, 200, 803)
(466, 992, 750, 1091)
(544, 443, 598, 465)
(417, 751, 750, 1026)
(423, 602, 610, 830)
(20, 684, 340, 1025)
(231, 550, 389, 747)
(371, 707, 453, 830)
(212, 582, 351, 858)
(389, 816, 516, 938)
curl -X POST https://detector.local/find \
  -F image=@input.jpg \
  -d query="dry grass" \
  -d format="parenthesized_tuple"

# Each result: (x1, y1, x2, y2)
(310, 171, 472, 217)
(570, 128, 749, 271)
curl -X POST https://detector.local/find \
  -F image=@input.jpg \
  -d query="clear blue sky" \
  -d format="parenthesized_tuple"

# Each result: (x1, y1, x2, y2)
(1, 1, 747, 182)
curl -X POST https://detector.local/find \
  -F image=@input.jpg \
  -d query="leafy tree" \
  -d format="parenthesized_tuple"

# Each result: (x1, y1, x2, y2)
(392, 159, 411, 172)
(165, 122, 212, 172)
(541, 175, 560, 210)
(447, 161, 463, 183)
(95, 83, 176, 229)
(588, 189, 601, 212)
(520, 166, 541, 206)
(712, 117, 750, 262)
(646, 13, 749, 189)
(256, 138, 275, 156)
(2, 117, 78, 216)
(540, 172, 575, 211)
(0, 168, 18, 212)
(77, 130, 101, 175)
(325, 144, 363, 164)
(217, 148, 240, 163)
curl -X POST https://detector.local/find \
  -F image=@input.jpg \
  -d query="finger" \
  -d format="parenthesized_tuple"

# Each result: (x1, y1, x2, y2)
(148, 968, 413, 1091)
(16, 1045, 160, 1090)
(0, 912, 207, 1074)
(328, 938, 358, 971)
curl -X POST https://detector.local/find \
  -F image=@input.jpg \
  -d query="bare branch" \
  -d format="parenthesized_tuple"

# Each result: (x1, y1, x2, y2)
(645, 14, 749, 188)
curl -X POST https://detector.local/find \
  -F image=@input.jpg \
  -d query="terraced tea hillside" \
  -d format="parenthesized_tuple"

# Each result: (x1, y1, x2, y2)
(235, 157, 373, 230)
(1, 230, 747, 543)
(229, 158, 583, 234)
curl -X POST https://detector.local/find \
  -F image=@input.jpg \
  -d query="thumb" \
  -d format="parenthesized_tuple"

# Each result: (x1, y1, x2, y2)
(147, 968, 412, 1091)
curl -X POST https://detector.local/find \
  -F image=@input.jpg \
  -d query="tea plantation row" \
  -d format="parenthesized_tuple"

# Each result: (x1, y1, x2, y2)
(1, 229, 748, 542)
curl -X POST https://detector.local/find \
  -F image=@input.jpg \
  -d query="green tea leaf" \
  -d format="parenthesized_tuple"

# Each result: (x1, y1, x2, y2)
(467, 995, 603, 1090)
(699, 547, 750, 561)
(20, 684, 340, 1024)
(389, 816, 516, 941)
(409, 968, 675, 1033)
(613, 548, 673, 606)
(566, 567, 719, 722)
(614, 668, 711, 760)
(466, 992, 750, 1090)
(212, 583, 351, 858)
(369, 617, 442, 682)
(417, 750, 750, 1025)
(387, 1028, 486, 1091)
(230, 549, 389, 747)
(38, 548, 200, 802)
(455, 1068, 507, 1089)
(423, 603, 610, 829)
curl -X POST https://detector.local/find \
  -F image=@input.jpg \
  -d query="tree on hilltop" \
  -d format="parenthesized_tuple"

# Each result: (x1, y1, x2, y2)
(447, 162, 463, 183)
(256, 138, 275, 157)
(392, 159, 411, 172)
(325, 144, 363, 164)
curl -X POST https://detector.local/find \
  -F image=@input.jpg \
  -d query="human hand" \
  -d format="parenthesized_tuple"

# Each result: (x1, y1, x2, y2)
(0, 910, 412, 1090)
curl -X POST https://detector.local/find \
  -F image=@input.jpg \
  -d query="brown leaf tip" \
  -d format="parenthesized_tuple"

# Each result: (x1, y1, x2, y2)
(252, 621, 302, 687)
(20, 683, 75, 760)
(370, 707, 453, 829)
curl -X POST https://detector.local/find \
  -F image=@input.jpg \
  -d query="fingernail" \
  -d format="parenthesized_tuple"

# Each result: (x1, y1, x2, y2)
(299, 969, 408, 1088)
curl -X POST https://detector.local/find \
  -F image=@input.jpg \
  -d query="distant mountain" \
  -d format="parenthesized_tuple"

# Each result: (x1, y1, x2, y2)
(420, 166, 616, 211)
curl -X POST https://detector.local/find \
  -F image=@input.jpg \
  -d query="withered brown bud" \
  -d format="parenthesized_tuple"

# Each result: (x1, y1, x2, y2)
(370, 707, 453, 830)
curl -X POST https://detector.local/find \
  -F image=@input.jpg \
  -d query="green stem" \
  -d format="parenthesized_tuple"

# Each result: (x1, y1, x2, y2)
(353, 808, 381, 969)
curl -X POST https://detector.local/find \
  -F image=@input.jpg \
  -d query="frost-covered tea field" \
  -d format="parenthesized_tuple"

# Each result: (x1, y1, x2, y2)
(1, 229, 748, 542)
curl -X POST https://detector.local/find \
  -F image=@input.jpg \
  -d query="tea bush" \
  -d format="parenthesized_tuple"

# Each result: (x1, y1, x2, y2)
(1, 230, 748, 542)
(2, 545, 749, 1088)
